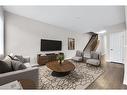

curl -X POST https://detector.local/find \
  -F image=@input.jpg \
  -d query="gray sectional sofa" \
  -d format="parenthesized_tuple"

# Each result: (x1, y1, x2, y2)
(0, 55, 39, 88)
(0, 67, 39, 87)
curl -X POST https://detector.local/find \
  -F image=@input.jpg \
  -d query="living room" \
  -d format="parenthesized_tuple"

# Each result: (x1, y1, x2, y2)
(0, 5, 127, 90)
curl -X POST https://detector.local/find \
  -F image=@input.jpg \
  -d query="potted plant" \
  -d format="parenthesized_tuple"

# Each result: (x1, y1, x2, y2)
(57, 53, 64, 65)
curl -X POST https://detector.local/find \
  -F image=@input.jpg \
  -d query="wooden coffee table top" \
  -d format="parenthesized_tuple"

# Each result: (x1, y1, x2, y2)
(46, 60, 75, 73)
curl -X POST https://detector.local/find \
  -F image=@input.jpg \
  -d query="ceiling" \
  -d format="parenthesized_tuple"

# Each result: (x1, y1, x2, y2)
(3, 6, 126, 33)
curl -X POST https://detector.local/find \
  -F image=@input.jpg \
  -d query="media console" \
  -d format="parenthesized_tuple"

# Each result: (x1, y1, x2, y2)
(37, 53, 64, 65)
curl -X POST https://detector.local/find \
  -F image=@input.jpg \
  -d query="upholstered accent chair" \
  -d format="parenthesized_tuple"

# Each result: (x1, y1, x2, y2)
(72, 50, 83, 62)
(86, 51, 101, 66)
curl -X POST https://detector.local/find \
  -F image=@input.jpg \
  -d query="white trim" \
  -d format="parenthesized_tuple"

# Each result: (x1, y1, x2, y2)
(0, 7, 4, 58)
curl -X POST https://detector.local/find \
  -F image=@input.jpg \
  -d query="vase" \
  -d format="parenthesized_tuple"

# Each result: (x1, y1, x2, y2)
(58, 60, 63, 65)
(59, 60, 62, 65)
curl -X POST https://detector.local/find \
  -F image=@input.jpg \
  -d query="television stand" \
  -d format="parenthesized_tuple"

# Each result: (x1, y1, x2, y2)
(37, 52, 64, 65)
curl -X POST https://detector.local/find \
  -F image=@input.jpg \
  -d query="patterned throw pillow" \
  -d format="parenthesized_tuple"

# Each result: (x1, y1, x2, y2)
(11, 60, 26, 71)
(2, 56, 13, 71)
(8, 54, 24, 62)
(15, 55, 25, 63)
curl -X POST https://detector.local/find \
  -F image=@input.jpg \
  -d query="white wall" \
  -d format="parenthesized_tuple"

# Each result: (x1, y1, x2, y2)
(96, 35, 106, 55)
(5, 12, 90, 65)
(97, 23, 126, 62)
(124, 6, 127, 85)
(0, 7, 4, 59)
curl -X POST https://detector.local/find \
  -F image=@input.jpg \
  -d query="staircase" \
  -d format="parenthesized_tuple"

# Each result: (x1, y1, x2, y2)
(83, 32, 99, 58)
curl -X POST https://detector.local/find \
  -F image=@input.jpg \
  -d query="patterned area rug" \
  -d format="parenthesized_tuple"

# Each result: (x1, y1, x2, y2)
(38, 60, 104, 89)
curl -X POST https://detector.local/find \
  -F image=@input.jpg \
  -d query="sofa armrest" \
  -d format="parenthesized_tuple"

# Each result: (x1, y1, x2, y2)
(0, 67, 39, 87)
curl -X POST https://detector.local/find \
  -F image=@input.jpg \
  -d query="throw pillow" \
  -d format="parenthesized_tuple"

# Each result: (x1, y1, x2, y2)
(11, 60, 26, 71)
(8, 53, 20, 61)
(0, 60, 12, 74)
(2, 56, 13, 71)
(9, 53, 15, 58)
(13, 56, 20, 61)
(15, 55, 25, 63)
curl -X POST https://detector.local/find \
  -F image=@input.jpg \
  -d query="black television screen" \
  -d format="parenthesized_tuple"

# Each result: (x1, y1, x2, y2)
(41, 39, 62, 51)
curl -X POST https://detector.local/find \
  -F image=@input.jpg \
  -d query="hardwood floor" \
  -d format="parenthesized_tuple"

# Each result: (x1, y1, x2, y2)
(87, 56, 127, 89)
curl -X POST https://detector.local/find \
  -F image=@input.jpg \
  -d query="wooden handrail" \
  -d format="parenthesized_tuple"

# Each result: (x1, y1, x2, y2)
(83, 34, 97, 52)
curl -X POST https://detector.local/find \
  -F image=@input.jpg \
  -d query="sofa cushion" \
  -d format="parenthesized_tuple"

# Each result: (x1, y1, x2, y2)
(72, 56, 82, 62)
(87, 59, 100, 66)
(11, 60, 27, 71)
(24, 63, 32, 68)
(76, 50, 83, 57)
(91, 51, 99, 59)
(23, 57, 30, 63)
(84, 52, 91, 58)
(0, 60, 12, 74)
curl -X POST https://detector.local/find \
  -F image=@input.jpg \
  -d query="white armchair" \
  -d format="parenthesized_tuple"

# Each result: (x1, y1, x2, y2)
(72, 50, 83, 62)
(86, 51, 101, 66)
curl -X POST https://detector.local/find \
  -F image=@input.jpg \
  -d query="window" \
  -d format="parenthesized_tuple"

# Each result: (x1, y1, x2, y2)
(0, 8, 4, 56)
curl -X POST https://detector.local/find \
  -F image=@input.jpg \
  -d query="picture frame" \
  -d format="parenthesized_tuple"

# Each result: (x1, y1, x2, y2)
(68, 38, 75, 50)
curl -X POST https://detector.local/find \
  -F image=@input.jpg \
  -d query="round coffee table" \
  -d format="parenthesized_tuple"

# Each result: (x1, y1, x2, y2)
(46, 60, 75, 77)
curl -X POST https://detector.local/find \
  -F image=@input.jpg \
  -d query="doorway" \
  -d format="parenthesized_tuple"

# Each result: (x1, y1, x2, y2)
(109, 32, 124, 63)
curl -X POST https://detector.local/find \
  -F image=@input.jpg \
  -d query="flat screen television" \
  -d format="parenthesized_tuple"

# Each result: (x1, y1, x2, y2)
(41, 39, 62, 51)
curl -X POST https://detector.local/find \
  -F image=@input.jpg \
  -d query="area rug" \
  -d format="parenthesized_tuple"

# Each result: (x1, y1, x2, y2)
(38, 60, 104, 89)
